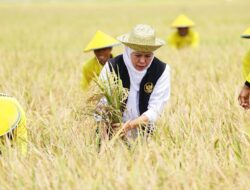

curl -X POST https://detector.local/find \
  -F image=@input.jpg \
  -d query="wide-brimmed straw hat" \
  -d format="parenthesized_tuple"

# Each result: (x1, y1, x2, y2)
(117, 24, 165, 52)
(0, 97, 20, 137)
(171, 14, 195, 28)
(241, 27, 250, 39)
(84, 30, 120, 52)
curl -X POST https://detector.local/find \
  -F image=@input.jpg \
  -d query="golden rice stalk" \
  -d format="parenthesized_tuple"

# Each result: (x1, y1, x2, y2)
(88, 70, 128, 128)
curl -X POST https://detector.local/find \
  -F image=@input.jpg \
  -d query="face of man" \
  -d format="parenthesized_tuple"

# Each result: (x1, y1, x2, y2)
(177, 27, 189, 37)
(94, 47, 112, 65)
(130, 51, 154, 71)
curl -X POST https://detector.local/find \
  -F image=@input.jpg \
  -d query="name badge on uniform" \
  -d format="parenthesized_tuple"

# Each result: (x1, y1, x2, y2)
(144, 82, 154, 93)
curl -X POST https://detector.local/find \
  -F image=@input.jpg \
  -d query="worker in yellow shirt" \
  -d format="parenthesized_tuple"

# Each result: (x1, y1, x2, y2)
(0, 94, 27, 155)
(239, 27, 250, 109)
(167, 14, 200, 49)
(81, 30, 120, 91)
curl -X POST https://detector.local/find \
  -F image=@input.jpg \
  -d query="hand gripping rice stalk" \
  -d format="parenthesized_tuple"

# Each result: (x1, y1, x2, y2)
(90, 69, 128, 137)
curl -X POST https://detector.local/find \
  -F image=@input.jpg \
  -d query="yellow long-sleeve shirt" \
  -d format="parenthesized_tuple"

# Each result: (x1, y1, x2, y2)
(242, 51, 250, 83)
(167, 30, 200, 49)
(0, 95, 27, 155)
(81, 55, 115, 91)
(81, 57, 104, 91)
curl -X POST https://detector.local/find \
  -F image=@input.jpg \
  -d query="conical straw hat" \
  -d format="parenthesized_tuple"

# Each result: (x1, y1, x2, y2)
(84, 30, 120, 52)
(117, 24, 165, 52)
(241, 27, 250, 39)
(0, 97, 20, 137)
(171, 14, 195, 28)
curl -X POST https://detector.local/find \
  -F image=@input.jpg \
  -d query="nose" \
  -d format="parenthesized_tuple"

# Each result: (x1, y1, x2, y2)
(139, 56, 146, 64)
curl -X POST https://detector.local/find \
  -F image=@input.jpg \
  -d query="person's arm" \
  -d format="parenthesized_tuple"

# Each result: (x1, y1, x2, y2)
(238, 82, 250, 109)
(191, 31, 199, 48)
(243, 52, 250, 82)
(81, 64, 92, 91)
(239, 52, 250, 109)
(120, 115, 149, 133)
(167, 33, 178, 49)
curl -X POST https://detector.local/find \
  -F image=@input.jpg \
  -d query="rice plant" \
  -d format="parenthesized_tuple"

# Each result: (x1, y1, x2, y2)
(86, 70, 128, 138)
(0, 1, 250, 189)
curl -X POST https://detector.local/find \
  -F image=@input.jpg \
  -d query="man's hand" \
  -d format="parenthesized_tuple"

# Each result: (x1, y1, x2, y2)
(238, 84, 250, 109)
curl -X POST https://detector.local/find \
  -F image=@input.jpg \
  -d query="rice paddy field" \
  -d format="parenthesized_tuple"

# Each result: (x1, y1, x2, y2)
(0, 0, 250, 189)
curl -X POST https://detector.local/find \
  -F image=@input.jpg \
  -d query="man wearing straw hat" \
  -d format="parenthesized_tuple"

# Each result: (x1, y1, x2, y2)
(81, 30, 120, 91)
(238, 27, 250, 109)
(0, 94, 27, 155)
(167, 14, 199, 49)
(99, 24, 170, 140)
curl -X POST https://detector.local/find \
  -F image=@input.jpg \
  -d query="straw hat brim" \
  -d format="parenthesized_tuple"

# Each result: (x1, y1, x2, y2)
(83, 30, 121, 52)
(84, 43, 120, 52)
(0, 101, 20, 137)
(241, 35, 250, 39)
(117, 34, 165, 52)
(172, 24, 195, 28)
(171, 15, 195, 28)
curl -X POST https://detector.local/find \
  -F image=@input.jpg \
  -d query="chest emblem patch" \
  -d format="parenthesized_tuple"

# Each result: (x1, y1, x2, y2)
(144, 82, 154, 93)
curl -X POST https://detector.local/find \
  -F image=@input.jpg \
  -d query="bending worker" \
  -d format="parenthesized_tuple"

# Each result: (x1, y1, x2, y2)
(167, 14, 199, 49)
(81, 30, 120, 91)
(238, 27, 250, 109)
(0, 94, 27, 155)
(100, 24, 170, 140)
